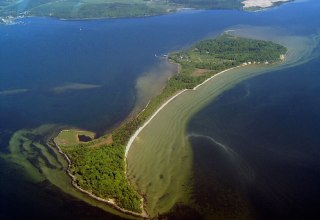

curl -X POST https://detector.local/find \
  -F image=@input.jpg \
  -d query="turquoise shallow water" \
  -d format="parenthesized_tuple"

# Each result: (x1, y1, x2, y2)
(0, 0, 320, 218)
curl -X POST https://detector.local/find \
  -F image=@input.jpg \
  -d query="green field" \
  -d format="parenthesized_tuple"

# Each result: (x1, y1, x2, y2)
(54, 130, 95, 146)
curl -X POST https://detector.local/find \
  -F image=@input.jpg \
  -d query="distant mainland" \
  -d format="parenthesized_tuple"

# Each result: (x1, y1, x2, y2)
(0, 0, 294, 21)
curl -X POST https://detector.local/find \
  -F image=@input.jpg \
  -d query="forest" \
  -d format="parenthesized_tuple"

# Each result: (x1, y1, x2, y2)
(60, 142, 142, 212)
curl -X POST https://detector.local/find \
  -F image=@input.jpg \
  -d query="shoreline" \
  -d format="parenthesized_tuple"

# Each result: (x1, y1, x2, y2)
(124, 63, 277, 217)
(0, 1, 295, 26)
(54, 64, 243, 219)
(54, 62, 283, 218)
(54, 35, 291, 217)
(125, 64, 249, 157)
(53, 135, 149, 218)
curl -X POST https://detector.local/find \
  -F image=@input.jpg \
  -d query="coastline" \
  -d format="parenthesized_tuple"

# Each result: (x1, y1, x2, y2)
(53, 135, 149, 218)
(55, 59, 287, 218)
(125, 65, 240, 157)
(54, 64, 245, 218)
(1, 0, 319, 217)
(125, 50, 289, 157)
(0, 0, 296, 25)
(125, 63, 280, 216)
(54, 34, 294, 217)
(53, 29, 319, 216)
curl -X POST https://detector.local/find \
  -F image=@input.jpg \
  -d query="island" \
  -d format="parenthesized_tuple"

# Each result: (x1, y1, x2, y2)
(0, 0, 294, 21)
(54, 34, 287, 217)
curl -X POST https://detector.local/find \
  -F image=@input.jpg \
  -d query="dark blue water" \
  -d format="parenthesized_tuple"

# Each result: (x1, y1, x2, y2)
(188, 39, 320, 220)
(1, 0, 320, 219)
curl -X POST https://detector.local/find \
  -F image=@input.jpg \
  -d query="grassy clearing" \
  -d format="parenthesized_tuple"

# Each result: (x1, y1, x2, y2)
(54, 130, 95, 147)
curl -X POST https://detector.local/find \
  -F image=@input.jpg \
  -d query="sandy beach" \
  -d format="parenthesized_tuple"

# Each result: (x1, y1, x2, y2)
(125, 89, 187, 157)
(242, 0, 290, 8)
(125, 65, 240, 157)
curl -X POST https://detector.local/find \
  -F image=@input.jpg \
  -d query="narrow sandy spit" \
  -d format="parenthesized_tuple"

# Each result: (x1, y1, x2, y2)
(125, 66, 240, 157)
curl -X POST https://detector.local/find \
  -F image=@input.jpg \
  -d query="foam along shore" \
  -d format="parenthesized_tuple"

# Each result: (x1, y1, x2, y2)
(242, 0, 290, 8)
(125, 66, 240, 157)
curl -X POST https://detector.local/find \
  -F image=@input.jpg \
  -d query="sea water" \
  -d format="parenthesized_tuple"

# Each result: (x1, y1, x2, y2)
(188, 53, 320, 219)
(1, 0, 319, 218)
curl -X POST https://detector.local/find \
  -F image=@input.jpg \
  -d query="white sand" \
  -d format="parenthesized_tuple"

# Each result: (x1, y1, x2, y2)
(125, 89, 187, 157)
(242, 0, 290, 8)
(125, 66, 239, 157)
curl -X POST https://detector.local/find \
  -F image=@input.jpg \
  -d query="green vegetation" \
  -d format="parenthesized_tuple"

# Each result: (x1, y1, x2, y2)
(55, 130, 95, 146)
(54, 34, 286, 213)
(170, 0, 243, 9)
(0, 0, 286, 19)
(55, 130, 142, 213)
(113, 34, 286, 146)
(170, 34, 287, 68)
(0, 0, 175, 18)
